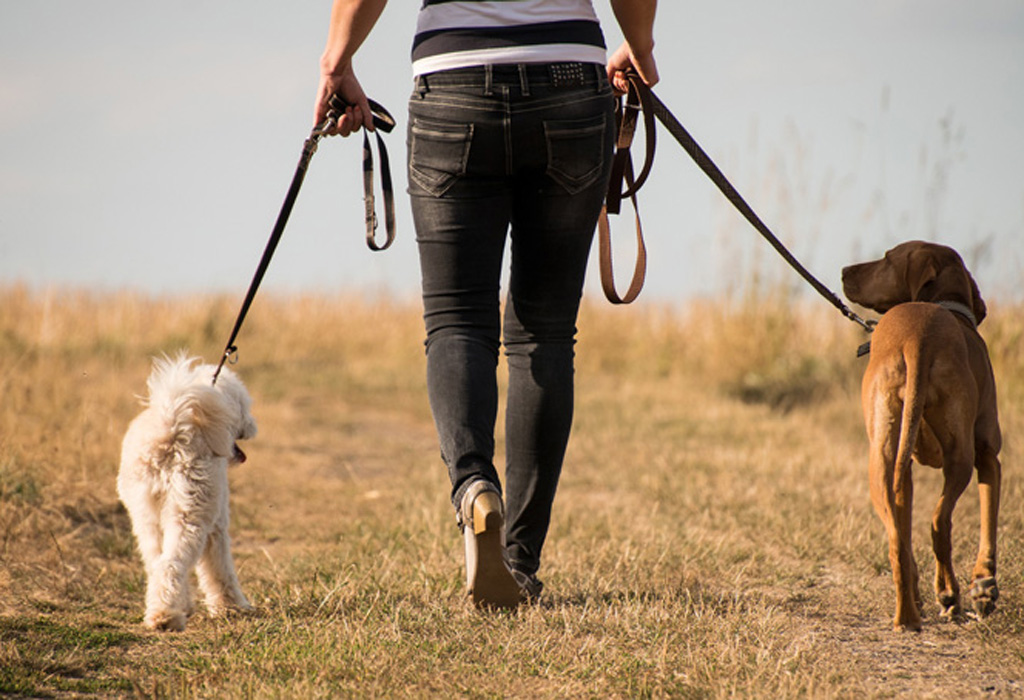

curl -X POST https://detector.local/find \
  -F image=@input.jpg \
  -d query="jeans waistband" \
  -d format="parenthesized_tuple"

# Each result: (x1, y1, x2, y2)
(415, 62, 606, 96)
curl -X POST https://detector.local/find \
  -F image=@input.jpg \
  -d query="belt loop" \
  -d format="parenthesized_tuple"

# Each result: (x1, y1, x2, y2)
(416, 75, 428, 97)
(518, 64, 530, 96)
(594, 63, 603, 94)
(483, 64, 494, 96)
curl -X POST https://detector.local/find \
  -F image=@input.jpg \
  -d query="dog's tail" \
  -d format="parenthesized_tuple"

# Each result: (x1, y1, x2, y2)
(146, 352, 239, 460)
(893, 345, 927, 498)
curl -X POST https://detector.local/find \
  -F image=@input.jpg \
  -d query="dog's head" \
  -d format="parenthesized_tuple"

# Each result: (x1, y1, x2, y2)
(147, 353, 258, 464)
(204, 364, 258, 464)
(841, 240, 986, 323)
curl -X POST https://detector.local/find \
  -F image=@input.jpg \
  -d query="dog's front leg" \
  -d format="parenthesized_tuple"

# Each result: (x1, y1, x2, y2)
(196, 473, 251, 615)
(197, 525, 251, 615)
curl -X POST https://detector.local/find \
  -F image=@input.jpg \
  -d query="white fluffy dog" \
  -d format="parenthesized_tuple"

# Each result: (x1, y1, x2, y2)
(118, 353, 257, 631)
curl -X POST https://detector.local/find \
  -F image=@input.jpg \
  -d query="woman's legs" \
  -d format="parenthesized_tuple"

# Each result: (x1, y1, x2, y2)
(409, 64, 614, 594)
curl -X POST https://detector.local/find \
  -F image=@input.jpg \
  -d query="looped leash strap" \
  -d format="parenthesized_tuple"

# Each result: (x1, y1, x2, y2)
(350, 97, 397, 251)
(605, 74, 656, 215)
(212, 94, 396, 385)
(599, 73, 656, 304)
(598, 159, 647, 304)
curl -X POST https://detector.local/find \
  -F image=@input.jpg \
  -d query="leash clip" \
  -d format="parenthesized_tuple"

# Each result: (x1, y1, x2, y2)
(310, 118, 336, 139)
(211, 345, 238, 386)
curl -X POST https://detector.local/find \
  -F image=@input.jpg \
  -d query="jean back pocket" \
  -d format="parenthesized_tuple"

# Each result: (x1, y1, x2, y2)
(544, 113, 609, 195)
(409, 118, 474, 197)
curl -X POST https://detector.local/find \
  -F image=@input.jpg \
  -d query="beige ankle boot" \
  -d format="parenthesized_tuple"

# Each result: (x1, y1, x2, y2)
(460, 481, 523, 610)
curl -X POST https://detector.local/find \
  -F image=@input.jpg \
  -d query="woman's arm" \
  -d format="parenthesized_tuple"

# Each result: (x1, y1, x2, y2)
(607, 0, 658, 92)
(315, 0, 389, 135)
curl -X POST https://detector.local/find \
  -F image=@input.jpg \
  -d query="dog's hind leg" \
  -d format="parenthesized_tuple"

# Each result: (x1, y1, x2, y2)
(868, 439, 922, 631)
(865, 372, 923, 632)
(893, 470, 922, 629)
(145, 483, 212, 631)
(121, 487, 163, 581)
(970, 443, 1001, 617)
(931, 451, 972, 620)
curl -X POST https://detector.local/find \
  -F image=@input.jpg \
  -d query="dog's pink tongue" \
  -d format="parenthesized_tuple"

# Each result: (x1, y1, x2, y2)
(234, 444, 247, 464)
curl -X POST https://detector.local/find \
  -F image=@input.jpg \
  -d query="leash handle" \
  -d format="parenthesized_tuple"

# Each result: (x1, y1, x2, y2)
(605, 74, 656, 215)
(599, 72, 655, 304)
(317, 94, 396, 252)
(316, 95, 396, 136)
(598, 157, 648, 305)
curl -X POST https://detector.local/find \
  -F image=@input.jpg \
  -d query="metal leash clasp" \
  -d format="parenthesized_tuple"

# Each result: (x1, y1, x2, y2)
(312, 94, 397, 139)
(211, 345, 238, 386)
(311, 112, 339, 140)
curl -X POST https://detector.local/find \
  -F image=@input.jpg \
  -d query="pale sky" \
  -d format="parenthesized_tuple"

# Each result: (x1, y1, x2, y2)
(2, 1, 1022, 304)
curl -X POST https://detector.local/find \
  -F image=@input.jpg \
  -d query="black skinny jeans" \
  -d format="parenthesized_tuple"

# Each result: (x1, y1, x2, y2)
(408, 62, 615, 577)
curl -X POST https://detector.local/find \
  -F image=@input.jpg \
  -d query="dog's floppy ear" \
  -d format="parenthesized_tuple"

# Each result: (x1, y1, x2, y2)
(188, 386, 241, 458)
(967, 269, 987, 324)
(167, 385, 239, 459)
(911, 243, 988, 323)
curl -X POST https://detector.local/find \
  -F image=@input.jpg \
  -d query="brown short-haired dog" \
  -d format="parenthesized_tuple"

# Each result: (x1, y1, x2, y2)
(842, 240, 1001, 631)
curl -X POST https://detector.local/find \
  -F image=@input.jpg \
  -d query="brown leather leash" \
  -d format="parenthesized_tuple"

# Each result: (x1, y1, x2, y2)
(597, 76, 655, 304)
(599, 73, 875, 335)
(212, 95, 396, 385)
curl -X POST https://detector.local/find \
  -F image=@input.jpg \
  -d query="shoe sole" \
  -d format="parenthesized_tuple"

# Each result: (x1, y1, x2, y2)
(469, 492, 523, 610)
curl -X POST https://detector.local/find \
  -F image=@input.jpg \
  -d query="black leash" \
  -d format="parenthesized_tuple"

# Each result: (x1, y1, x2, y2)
(212, 95, 396, 385)
(358, 101, 397, 251)
(602, 73, 875, 334)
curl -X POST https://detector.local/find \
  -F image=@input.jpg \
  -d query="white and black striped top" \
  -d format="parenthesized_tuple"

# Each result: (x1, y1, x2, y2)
(412, 0, 607, 76)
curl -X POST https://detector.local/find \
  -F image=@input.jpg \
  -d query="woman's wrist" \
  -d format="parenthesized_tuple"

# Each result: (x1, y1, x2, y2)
(320, 51, 352, 78)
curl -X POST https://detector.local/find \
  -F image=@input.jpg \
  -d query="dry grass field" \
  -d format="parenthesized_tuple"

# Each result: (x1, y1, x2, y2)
(1, 284, 1022, 698)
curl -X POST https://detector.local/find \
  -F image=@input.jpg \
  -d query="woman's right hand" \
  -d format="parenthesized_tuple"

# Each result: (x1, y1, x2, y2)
(314, 65, 374, 136)
(607, 41, 659, 95)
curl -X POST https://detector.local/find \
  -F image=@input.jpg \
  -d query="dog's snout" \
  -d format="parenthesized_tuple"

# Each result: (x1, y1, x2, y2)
(841, 265, 862, 297)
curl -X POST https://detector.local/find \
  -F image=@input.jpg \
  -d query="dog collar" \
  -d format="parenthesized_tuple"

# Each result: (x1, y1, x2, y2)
(936, 300, 978, 329)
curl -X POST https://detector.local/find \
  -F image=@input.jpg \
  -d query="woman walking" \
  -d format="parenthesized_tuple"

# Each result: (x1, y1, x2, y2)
(315, 0, 658, 609)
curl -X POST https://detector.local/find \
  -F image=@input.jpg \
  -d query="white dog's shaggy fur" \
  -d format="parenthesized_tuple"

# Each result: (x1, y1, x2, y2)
(118, 353, 257, 631)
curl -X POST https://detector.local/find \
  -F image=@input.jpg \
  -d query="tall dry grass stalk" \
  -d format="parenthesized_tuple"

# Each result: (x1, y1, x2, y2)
(1, 285, 1022, 697)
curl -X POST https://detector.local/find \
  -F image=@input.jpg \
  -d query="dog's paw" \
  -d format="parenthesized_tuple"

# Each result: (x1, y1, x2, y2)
(969, 577, 999, 618)
(937, 592, 961, 621)
(144, 609, 188, 632)
(207, 599, 254, 618)
(893, 608, 923, 632)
